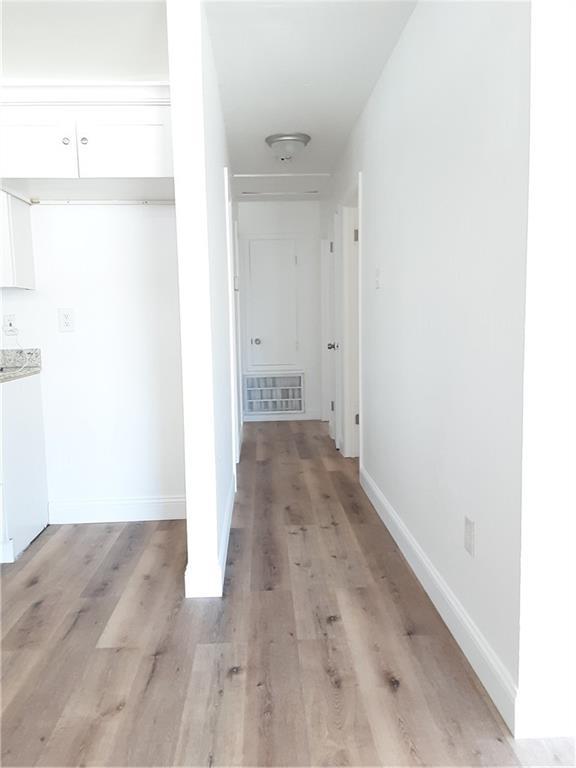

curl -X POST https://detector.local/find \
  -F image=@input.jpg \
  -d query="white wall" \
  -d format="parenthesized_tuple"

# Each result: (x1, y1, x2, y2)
(165, 0, 235, 597)
(334, 1, 530, 730)
(238, 201, 323, 420)
(1, 1, 169, 81)
(203, 17, 236, 567)
(1, 204, 185, 521)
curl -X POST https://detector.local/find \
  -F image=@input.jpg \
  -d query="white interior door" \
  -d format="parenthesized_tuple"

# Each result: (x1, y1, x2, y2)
(320, 239, 332, 424)
(246, 238, 298, 368)
(332, 205, 360, 457)
(326, 240, 337, 439)
(334, 211, 344, 449)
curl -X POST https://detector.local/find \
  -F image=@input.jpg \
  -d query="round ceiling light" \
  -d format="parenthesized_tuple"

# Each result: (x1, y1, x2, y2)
(265, 133, 311, 163)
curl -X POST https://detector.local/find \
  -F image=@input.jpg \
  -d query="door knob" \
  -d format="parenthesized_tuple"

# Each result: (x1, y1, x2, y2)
(61, 137, 70, 145)
(327, 342, 336, 350)
(254, 338, 262, 345)
(80, 137, 89, 145)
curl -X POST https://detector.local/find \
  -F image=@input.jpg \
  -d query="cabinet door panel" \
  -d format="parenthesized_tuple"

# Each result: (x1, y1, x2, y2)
(2, 375, 48, 561)
(77, 107, 173, 178)
(0, 108, 77, 178)
(0, 192, 35, 289)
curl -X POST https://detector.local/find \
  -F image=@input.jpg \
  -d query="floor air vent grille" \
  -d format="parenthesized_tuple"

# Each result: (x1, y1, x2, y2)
(244, 373, 304, 416)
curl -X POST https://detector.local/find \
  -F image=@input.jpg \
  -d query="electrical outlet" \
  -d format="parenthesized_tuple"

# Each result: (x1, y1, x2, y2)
(2, 314, 18, 336)
(58, 308, 75, 333)
(464, 517, 475, 557)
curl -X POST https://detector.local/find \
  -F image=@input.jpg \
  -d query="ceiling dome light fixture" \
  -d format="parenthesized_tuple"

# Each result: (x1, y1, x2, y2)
(265, 133, 311, 163)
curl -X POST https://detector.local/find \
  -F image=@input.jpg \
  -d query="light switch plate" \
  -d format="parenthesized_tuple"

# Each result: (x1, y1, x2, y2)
(58, 308, 75, 333)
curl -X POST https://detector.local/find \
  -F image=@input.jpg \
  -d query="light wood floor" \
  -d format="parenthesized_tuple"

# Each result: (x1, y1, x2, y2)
(1, 421, 573, 767)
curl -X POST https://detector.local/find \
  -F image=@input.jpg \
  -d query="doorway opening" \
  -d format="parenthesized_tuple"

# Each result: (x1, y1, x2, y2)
(322, 180, 361, 458)
(202, 0, 405, 463)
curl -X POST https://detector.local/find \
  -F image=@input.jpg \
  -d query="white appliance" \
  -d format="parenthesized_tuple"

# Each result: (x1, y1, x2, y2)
(1, 369, 48, 562)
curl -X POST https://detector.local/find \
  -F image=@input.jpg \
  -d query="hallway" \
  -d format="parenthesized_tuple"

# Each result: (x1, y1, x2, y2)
(1, 421, 572, 766)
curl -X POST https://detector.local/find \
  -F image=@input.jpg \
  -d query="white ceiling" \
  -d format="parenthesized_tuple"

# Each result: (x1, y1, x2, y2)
(205, 1, 416, 198)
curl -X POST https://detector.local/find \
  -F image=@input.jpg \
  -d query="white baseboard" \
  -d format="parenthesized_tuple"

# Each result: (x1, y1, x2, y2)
(1, 539, 15, 564)
(360, 465, 517, 732)
(184, 476, 235, 599)
(243, 411, 322, 422)
(218, 477, 235, 576)
(49, 495, 186, 524)
(185, 556, 225, 599)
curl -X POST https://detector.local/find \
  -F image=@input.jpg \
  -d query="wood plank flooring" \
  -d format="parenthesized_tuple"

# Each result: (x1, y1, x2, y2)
(1, 420, 574, 766)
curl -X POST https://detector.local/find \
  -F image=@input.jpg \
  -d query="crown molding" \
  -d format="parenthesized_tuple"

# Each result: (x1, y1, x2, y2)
(0, 81, 170, 107)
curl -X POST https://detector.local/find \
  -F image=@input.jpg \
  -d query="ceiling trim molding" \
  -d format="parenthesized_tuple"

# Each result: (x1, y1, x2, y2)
(2, 0, 165, 3)
(233, 173, 331, 179)
(0, 82, 170, 107)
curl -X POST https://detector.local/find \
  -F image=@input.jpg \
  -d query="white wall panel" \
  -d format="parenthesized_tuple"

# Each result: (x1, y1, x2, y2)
(333, 1, 530, 730)
(1, 205, 185, 519)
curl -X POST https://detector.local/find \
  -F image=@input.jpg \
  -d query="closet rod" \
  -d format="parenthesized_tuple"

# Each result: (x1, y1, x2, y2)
(1, 188, 33, 205)
(30, 199, 175, 206)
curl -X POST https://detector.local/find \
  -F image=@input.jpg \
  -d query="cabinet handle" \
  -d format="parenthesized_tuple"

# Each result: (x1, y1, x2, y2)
(80, 137, 89, 145)
(61, 137, 70, 145)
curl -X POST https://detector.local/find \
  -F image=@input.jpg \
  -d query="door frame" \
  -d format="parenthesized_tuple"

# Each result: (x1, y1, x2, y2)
(330, 171, 362, 459)
(224, 169, 241, 470)
(320, 238, 333, 426)
(340, 202, 360, 458)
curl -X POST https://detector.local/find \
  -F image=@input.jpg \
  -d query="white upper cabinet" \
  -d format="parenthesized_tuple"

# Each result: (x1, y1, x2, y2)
(0, 108, 78, 178)
(0, 191, 35, 289)
(76, 106, 173, 178)
(0, 92, 173, 180)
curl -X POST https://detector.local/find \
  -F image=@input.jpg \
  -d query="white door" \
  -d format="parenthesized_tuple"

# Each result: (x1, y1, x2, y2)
(326, 239, 337, 439)
(334, 211, 345, 449)
(246, 238, 298, 368)
(331, 205, 360, 457)
(0, 108, 78, 178)
(76, 107, 173, 178)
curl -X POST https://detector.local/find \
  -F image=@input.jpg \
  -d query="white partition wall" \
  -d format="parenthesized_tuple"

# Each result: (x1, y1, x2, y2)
(166, 0, 235, 597)
(515, 0, 576, 738)
(333, 0, 530, 731)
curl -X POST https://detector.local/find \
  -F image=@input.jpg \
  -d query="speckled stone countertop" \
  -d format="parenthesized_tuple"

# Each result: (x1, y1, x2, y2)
(0, 349, 42, 384)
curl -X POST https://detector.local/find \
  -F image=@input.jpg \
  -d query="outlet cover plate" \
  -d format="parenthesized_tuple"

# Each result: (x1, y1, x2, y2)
(2, 314, 18, 336)
(464, 516, 475, 557)
(58, 308, 75, 333)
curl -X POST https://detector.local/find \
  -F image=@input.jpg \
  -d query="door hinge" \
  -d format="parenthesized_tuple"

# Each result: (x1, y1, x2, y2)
(354, 229, 359, 242)
(329, 241, 334, 253)
(355, 413, 360, 425)
(330, 401, 335, 412)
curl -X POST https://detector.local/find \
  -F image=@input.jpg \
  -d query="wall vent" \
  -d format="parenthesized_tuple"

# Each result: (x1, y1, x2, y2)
(244, 373, 304, 416)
